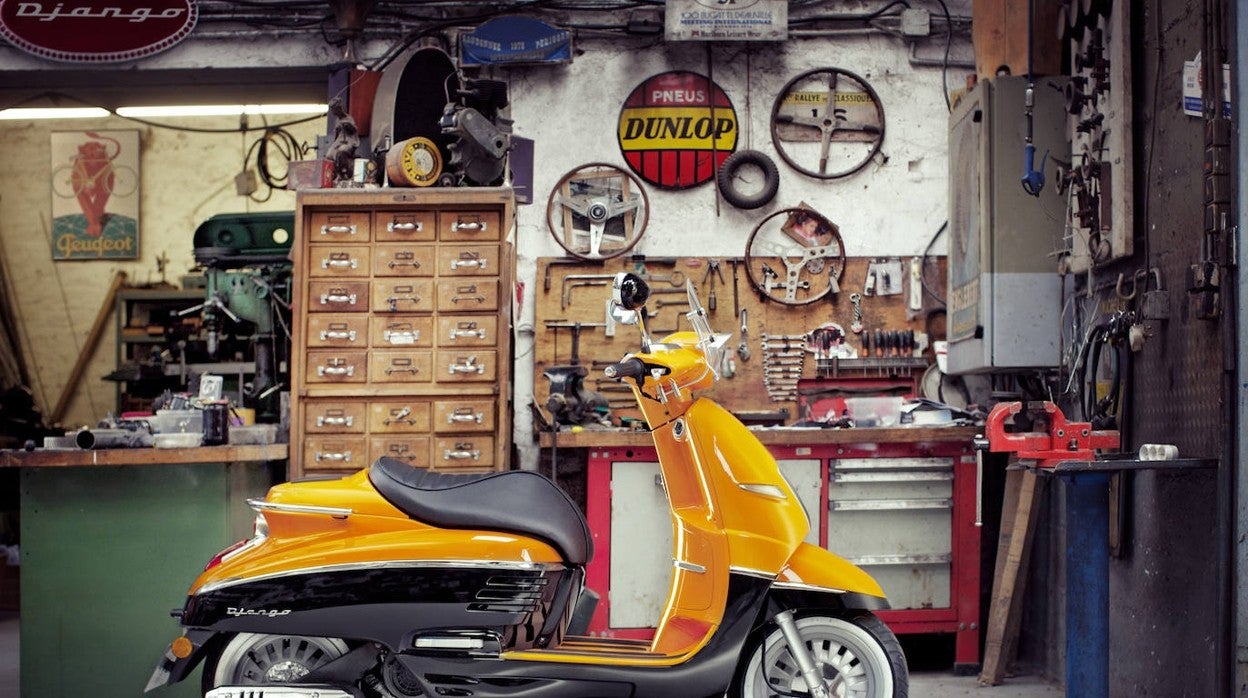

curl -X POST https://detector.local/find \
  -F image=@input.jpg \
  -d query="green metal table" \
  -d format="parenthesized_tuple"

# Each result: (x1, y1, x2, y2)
(3, 444, 286, 698)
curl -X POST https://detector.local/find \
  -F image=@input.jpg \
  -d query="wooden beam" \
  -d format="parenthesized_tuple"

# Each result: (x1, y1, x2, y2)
(49, 270, 127, 425)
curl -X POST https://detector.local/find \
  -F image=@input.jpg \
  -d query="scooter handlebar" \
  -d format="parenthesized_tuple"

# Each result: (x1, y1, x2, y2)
(603, 357, 646, 380)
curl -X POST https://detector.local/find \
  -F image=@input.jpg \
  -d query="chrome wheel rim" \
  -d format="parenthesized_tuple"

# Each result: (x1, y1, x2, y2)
(212, 633, 349, 686)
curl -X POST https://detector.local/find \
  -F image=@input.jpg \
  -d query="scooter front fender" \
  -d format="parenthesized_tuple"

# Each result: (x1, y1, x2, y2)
(144, 628, 218, 692)
(772, 542, 889, 611)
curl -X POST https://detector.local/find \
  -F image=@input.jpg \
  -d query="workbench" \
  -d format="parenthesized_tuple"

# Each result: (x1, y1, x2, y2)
(2, 444, 286, 698)
(542, 425, 984, 670)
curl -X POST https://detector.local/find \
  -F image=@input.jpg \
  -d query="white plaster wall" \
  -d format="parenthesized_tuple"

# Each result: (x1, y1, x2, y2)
(505, 33, 959, 470)
(0, 23, 967, 457)
(0, 116, 322, 429)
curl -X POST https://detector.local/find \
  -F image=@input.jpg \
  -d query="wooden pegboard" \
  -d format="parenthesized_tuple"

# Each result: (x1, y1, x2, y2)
(533, 255, 947, 426)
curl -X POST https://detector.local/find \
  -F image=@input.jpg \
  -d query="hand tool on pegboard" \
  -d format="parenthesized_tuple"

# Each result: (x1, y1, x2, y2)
(701, 259, 725, 312)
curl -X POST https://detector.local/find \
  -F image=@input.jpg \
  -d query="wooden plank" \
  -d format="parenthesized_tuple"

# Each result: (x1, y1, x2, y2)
(49, 270, 127, 425)
(539, 425, 979, 449)
(534, 256, 946, 429)
(979, 466, 1045, 685)
(972, 0, 1063, 80)
(0, 443, 288, 468)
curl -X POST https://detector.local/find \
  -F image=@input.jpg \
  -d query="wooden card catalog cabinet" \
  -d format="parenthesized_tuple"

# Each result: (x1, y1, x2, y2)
(290, 188, 514, 479)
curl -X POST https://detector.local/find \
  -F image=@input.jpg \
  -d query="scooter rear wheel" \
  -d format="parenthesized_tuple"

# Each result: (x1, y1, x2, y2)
(732, 612, 908, 698)
(203, 632, 351, 689)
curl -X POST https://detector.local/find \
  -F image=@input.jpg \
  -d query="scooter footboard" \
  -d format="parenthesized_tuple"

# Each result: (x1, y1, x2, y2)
(771, 542, 889, 611)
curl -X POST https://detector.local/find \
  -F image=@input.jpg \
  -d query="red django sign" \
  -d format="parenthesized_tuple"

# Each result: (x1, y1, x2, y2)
(0, 0, 197, 62)
(617, 71, 738, 190)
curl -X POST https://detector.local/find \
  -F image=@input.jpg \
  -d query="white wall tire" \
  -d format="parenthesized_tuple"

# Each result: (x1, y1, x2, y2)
(205, 633, 350, 689)
(734, 612, 908, 698)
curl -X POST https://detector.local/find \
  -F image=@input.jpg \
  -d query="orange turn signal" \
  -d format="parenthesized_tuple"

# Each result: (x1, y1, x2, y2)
(171, 636, 194, 659)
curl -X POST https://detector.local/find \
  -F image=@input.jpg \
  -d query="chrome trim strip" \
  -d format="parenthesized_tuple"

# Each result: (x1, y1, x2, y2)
(729, 566, 777, 580)
(771, 580, 849, 595)
(738, 482, 787, 500)
(247, 499, 353, 518)
(196, 559, 562, 595)
(673, 560, 707, 574)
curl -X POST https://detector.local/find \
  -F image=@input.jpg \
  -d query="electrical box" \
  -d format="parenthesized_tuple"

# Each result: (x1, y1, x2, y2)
(946, 77, 1068, 375)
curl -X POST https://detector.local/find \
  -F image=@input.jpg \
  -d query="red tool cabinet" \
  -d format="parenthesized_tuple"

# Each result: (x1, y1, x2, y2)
(568, 427, 982, 669)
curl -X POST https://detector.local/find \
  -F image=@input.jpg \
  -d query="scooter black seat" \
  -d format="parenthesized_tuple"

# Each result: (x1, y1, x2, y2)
(368, 457, 593, 566)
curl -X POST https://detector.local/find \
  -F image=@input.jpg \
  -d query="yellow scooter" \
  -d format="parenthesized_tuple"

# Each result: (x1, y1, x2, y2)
(147, 272, 907, 698)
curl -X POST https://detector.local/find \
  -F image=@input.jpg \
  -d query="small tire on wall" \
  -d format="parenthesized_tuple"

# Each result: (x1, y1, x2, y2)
(716, 150, 780, 210)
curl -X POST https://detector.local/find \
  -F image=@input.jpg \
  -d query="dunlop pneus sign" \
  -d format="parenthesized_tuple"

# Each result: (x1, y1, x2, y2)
(617, 71, 738, 190)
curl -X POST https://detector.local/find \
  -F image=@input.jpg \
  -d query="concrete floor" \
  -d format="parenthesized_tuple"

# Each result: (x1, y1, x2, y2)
(0, 613, 1061, 696)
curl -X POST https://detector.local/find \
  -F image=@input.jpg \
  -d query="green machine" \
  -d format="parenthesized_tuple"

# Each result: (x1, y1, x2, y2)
(184, 212, 294, 420)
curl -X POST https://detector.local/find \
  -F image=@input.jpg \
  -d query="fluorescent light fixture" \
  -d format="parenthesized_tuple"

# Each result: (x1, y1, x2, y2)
(0, 104, 327, 120)
(0, 107, 109, 120)
(117, 104, 327, 117)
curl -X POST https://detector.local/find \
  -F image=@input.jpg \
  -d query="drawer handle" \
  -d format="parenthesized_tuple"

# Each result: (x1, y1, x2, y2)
(452, 219, 486, 233)
(451, 295, 486, 305)
(384, 406, 415, 426)
(449, 325, 486, 340)
(387, 220, 422, 233)
(387, 291, 421, 310)
(383, 329, 419, 345)
(449, 357, 485, 375)
(386, 444, 417, 462)
(321, 255, 359, 270)
(317, 364, 355, 377)
(315, 450, 351, 462)
(320, 291, 357, 306)
(385, 365, 421, 376)
(320, 223, 357, 236)
(320, 329, 357, 341)
(444, 445, 481, 461)
(387, 251, 422, 270)
(316, 414, 354, 427)
(450, 256, 486, 270)
(448, 409, 484, 425)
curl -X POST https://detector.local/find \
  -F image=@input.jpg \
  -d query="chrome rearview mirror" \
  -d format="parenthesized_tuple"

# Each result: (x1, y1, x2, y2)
(613, 272, 654, 352)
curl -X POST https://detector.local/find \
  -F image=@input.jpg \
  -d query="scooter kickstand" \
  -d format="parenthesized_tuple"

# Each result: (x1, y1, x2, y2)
(774, 609, 831, 698)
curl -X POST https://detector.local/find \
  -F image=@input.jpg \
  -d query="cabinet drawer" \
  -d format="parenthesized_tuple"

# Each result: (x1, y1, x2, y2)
(369, 400, 432, 433)
(434, 399, 496, 433)
(308, 281, 369, 313)
(435, 436, 496, 469)
(437, 316, 497, 347)
(373, 244, 435, 277)
(370, 350, 433, 383)
(308, 245, 371, 278)
(372, 280, 434, 313)
(370, 436, 431, 467)
(303, 401, 367, 433)
(310, 211, 371, 242)
(438, 350, 497, 383)
(369, 315, 433, 348)
(305, 350, 367, 383)
(436, 279, 498, 312)
(375, 210, 436, 242)
(436, 244, 500, 277)
(304, 436, 367, 470)
(440, 210, 501, 241)
(306, 314, 368, 348)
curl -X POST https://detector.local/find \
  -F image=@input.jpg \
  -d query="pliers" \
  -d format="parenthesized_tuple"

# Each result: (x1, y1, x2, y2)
(702, 259, 726, 311)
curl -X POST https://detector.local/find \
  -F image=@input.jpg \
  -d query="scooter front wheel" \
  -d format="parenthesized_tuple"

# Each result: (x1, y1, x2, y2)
(204, 632, 351, 689)
(733, 612, 908, 698)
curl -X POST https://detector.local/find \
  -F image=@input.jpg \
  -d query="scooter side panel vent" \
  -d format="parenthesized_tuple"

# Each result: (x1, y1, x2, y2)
(469, 574, 549, 613)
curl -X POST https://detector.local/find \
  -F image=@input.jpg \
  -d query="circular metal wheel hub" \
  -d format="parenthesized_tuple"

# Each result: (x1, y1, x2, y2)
(210, 633, 351, 688)
(739, 616, 895, 698)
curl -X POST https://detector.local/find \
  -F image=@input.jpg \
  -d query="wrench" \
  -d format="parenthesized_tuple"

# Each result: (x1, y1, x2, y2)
(737, 309, 751, 361)
(849, 293, 864, 334)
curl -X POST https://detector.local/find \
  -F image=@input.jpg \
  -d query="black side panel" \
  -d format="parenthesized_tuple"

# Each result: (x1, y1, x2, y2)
(396, 574, 771, 698)
(185, 566, 570, 651)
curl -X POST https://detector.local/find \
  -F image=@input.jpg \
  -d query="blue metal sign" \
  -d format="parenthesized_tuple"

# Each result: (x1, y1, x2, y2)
(460, 16, 572, 66)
